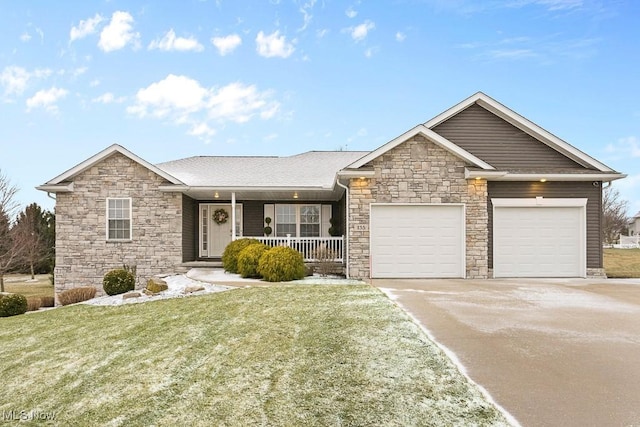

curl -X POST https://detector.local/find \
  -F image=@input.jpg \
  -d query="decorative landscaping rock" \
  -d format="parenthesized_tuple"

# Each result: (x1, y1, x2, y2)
(183, 285, 205, 294)
(146, 277, 168, 294)
(122, 292, 142, 300)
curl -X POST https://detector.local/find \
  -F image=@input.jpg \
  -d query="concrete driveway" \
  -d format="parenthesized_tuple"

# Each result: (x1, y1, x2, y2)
(373, 278, 640, 427)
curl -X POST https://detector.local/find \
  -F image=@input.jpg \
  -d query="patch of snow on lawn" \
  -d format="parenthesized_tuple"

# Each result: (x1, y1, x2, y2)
(82, 274, 232, 306)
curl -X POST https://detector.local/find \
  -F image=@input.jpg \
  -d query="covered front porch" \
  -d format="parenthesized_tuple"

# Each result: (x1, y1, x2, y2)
(177, 187, 347, 265)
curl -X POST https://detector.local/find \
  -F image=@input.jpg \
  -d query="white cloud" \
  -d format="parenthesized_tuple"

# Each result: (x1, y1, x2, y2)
(127, 74, 280, 141)
(255, 31, 295, 58)
(26, 87, 68, 113)
(189, 122, 216, 138)
(507, 0, 584, 11)
(348, 20, 375, 42)
(98, 11, 140, 52)
(364, 47, 378, 57)
(70, 14, 104, 42)
(346, 7, 358, 18)
(211, 34, 242, 56)
(298, 0, 316, 31)
(606, 136, 640, 159)
(89, 79, 100, 87)
(148, 29, 204, 52)
(20, 32, 31, 42)
(316, 28, 329, 38)
(396, 32, 406, 42)
(0, 66, 51, 97)
(92, 92, 125, 104)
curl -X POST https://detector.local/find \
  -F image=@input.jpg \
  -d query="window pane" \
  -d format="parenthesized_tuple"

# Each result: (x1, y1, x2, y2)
(300, 205, 319, 224)
(276, 205, 296, 236)
(107, 199, 131, 240)
(300, 224, 320, 237)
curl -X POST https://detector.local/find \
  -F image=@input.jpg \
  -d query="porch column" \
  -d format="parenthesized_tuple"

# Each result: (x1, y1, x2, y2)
(231, 192, 236, 241)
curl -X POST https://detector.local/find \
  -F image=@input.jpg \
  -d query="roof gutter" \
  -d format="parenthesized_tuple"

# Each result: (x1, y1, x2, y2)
(465, 169, 626, 182)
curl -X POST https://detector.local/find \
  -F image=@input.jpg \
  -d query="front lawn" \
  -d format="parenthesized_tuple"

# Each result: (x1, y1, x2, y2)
(604, 248, 640, 278)
(2, 274, 53, 299)
(0, 285, 509, 426)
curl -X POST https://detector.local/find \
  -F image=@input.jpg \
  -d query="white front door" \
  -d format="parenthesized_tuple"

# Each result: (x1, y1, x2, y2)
(199, 204, 243, 258)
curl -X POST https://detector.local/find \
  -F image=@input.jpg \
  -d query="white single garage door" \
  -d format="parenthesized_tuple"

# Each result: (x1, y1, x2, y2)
(493, 199, 586, 278)
(370, 204, 465, 278)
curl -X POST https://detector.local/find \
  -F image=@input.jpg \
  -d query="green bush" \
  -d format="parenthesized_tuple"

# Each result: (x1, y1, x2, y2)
(222, 238, 262, 273)
(103, 269, 135, 296)
(258, 246, 306, 282)
(58, 287, 97, 306)
(237, 243, 269, 278)
(0, 293, 28, 317)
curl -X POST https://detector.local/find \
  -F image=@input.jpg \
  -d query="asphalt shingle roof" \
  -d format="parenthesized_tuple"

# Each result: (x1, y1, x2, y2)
(156, 151, 368, 188)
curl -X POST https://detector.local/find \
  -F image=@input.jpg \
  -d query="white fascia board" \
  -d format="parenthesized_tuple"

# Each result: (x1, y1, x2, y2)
(45, 144, 184, 185)
(336, 169, 376, 178)
(347, 124, 494, 170)
(35, 183, 74, 193)
(158, 185, 331, 192)
(492, 198, 588, 207)
(464, 169, 508, 179)
(425, 92, 616, 172)
(481, 172, 625, 182)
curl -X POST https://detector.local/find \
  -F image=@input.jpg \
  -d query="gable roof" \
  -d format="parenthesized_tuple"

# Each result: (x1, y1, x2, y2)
(38, 144, 184, 193)
(345, 124, 495, 170)
(424, 92, 615, 172)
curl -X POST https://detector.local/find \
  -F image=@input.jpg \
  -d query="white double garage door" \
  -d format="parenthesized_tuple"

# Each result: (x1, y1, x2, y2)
(370, 199, 587, 278)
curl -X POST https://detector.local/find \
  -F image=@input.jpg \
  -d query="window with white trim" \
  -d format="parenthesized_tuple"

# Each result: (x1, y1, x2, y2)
(107, 198, 132, 240)
(275, 204, 320, 237)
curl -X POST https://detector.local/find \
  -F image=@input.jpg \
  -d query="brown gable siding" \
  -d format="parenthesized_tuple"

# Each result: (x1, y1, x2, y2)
(432, 104, 588, 170)
(488, 181, 602, 269)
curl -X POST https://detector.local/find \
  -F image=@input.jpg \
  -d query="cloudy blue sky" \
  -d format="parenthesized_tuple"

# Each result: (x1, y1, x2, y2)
(1, 0, 639, 215)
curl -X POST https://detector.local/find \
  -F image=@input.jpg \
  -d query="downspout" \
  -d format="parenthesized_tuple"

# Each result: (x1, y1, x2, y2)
(336, 178, 350, 278)
(46, 192, 56, 200)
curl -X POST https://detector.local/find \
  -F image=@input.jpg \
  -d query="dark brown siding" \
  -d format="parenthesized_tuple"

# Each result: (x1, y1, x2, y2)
(242, 201, 265, 236)
(182, 195, 197, 262)
(432, 104, 589, 170)
(488, 181, 602, 269)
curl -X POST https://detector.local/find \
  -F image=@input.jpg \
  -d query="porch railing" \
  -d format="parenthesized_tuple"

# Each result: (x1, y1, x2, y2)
(246, 236, 344, 262)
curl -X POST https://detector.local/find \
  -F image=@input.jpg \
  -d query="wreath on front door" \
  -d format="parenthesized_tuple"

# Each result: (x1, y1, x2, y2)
(212, 208, 229, 225)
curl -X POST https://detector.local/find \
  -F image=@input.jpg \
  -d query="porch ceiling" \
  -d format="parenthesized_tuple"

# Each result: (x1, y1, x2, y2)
(178, 186, 345, 201)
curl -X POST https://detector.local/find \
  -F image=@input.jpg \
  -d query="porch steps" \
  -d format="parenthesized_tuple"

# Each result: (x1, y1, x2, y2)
(176, 260, 223, 274)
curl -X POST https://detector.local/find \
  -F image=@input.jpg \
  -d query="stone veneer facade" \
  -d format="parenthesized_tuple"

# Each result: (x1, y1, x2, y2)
(348, 136, 489, 280)
(54, 153, 183, 299)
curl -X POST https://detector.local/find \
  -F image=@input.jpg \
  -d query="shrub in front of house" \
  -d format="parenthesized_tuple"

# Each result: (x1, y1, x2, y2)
(237, 243, 269, 278)
(40, 296, 55, 307)
(58, 286, 97, 306)
(0, 293, 28, 317)
(26, 297, 42, 312)
(222, 238, 262, 274)
(103, 269, 135, 296)
(258, 246, 306, 282)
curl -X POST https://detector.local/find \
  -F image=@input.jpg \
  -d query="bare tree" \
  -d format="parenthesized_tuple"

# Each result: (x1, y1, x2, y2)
(0, 170, 22, 292)
(602, 186, 629, 245)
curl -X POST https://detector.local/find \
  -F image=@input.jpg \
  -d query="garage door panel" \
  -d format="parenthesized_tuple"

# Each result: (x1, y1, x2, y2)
(494, 206, 584, 278)
(370, 204, 464, 278)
